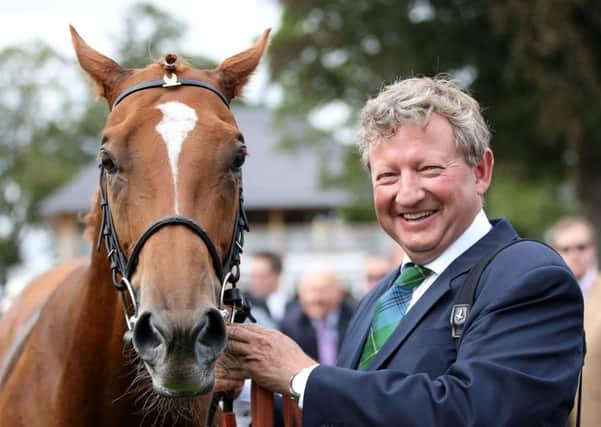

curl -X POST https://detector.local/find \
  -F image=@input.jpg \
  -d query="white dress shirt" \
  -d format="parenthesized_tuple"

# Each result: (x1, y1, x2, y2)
(405, 209, 492, 311)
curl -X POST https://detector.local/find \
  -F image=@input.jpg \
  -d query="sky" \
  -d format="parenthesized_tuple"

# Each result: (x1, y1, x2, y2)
(0, 0, 282, 291)
(0, 0, 282, 103)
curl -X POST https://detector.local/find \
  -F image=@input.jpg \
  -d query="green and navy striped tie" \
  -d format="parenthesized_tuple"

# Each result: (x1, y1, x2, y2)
(358, 263, 431, 370)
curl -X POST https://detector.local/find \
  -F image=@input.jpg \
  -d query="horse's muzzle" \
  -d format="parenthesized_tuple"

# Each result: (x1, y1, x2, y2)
(131, 307, 227, 396)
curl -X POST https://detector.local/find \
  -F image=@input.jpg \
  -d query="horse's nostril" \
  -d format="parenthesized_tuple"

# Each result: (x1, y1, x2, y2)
(132, 311, 164, 361)
(195, 308, 226, 353)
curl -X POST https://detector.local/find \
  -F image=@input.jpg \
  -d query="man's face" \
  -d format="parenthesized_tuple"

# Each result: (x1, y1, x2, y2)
(369, 113, 493, 265)
(298, 270, 344, 320)
(249, 258, 279, 297)
(553, 224, 597, 280)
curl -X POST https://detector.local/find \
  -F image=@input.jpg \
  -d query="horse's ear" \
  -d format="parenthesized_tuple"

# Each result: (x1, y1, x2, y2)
(70, 25, 128, 104)
(216, 29, 271, 101)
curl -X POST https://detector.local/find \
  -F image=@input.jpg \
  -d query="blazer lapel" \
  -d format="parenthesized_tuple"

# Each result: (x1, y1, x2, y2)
(364, 271, 453, 370)
(364, 218, 519, 370)
(337, 270, 398, 369)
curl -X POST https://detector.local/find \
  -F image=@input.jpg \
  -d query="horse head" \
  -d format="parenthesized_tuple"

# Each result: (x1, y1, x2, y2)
(70, 26, 269, 400)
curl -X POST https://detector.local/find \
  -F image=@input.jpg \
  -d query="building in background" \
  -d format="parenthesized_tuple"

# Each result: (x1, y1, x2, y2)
(37, 106, 395, 298)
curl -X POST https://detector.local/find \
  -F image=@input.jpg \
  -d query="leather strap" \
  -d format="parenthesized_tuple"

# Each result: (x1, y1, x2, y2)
(249, 382, 302, 427)
(282, 396, 303, 427)
(126, 215, 224, 281)
(112, 78, 229, 110)
(251, 382, 274, 427)
(219, 411, 237, 427)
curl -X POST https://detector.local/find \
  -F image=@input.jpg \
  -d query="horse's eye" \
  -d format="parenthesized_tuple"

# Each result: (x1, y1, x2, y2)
(232, 147, 247, 170)
(100, 153, 118, 174)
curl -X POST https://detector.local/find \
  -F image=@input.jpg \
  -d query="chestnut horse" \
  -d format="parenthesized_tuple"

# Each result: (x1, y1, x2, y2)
(0, 26, 269, 426)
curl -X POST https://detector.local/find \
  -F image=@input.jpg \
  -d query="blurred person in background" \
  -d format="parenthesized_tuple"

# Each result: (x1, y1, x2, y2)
(549, 215, 599, 296)
(363, 246, 405, 294)
(234, 251, 288, 425)
(363, 256, 392, 292)
(244, 251, 288, 328)
(550, 217, 601, 426)
(280, 265, 355, 365)
(389, 244, 405, 268)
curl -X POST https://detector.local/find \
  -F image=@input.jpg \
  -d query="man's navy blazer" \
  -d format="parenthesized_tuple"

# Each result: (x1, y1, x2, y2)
(302, 219, 584, 426)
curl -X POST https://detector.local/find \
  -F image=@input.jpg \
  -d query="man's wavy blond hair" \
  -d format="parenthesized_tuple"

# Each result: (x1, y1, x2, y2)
(358, 76, 490, 168)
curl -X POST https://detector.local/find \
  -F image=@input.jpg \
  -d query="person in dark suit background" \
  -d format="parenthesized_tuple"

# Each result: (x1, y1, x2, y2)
(244, 251, 288, 328)
(280, 265, 355, 365)
(219, 76, 584, 426)
(235, 251, 288, 426)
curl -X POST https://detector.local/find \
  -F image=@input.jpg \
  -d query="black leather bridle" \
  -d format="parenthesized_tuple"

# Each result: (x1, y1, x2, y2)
(96, 73, 250, 331)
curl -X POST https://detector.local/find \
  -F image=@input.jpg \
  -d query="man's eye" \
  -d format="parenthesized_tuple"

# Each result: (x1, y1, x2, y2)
(376, 172, 396, 181)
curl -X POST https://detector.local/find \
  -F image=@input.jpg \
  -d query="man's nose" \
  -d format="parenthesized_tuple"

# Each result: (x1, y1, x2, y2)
(394, 173, 425, 206)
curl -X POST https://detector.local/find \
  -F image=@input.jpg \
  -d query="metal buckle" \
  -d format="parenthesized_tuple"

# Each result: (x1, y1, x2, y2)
(119, 277, 138, 331)
(219, 272, 233, 322)
(162, 73, 181, 88)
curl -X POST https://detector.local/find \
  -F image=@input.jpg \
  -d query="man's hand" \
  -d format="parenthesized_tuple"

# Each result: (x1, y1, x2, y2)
(213, 350, 246, 396)
(226, 323, 317, 395)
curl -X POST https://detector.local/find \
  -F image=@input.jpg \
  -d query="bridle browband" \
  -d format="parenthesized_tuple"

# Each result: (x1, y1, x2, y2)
(112, 77, 229, 110)
(97, 73, 249, 331)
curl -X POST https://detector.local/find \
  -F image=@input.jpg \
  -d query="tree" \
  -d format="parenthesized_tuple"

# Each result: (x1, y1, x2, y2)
(0, 43, 96, 284)
(0, 2, 216, 285)
(268, 0, 601, 238)
(113, 3, 216, 70)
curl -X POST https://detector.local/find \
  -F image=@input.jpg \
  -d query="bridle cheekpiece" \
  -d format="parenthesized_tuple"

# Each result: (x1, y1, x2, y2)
(97, 73, 250, 332)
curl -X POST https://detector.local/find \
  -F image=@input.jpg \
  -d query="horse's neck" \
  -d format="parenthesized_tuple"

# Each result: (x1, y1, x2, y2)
(53, 250, 141, 425)
(0, 247, 142, 426)
(60, 210, 127, 373)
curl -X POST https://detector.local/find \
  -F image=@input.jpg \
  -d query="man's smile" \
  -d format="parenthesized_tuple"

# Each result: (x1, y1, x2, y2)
(400, 210, 438, 221)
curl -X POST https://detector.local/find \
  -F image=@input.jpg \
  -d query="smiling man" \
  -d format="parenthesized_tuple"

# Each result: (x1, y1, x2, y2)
(222, 77, 584, 426)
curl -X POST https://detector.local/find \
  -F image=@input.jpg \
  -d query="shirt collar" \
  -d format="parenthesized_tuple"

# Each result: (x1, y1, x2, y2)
(402, 209, 492, 276)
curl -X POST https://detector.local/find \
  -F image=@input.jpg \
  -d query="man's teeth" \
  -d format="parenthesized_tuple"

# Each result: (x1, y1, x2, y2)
(403, 211, 434, 220)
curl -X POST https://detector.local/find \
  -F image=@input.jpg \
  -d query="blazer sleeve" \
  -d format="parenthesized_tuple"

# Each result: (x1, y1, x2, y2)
(302, 245, 584, 427)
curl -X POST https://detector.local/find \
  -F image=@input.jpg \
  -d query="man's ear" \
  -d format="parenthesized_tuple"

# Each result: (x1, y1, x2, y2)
(474, 149, 494, 196)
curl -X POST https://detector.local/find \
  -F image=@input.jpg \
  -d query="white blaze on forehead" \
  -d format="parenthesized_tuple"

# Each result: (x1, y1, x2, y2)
(155, 101, 198, 214)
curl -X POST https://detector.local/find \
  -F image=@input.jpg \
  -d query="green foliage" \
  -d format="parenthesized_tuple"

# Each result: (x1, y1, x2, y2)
(114, 3, 216, 69)
(486, 165, 571, 239)
(0, 42, 96, 284)
(269, 0, 601, 236)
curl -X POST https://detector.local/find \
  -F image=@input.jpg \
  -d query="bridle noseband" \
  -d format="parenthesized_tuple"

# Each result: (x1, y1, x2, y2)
(96, 73, 249, 331)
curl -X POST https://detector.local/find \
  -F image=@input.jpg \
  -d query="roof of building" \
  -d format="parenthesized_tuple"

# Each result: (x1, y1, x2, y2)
(40, 106, 353, 216)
